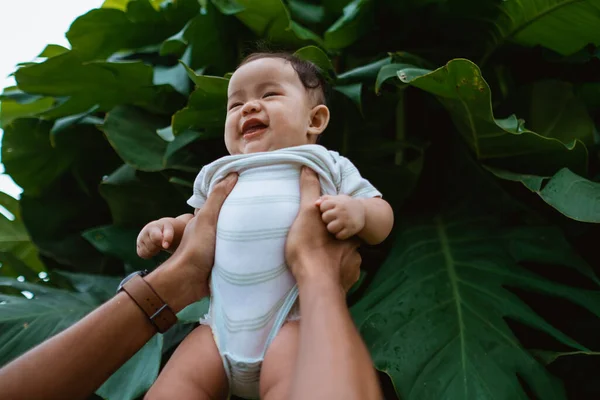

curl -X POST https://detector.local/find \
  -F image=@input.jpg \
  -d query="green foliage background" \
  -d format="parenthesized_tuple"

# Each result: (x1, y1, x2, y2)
(1, 0, 600, 399)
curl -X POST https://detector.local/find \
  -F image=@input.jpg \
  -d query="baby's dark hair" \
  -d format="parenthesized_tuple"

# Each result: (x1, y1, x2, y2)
(237, 52, 329, 106)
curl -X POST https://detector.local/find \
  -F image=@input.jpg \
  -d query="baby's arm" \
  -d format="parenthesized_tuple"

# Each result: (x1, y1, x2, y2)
(136, 212, 195, 258)
(316, 195, 393, 245)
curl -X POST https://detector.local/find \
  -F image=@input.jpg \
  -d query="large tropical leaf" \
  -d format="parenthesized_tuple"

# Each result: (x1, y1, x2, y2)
(352, 212, 600, 400)
(99, 165, 190, 227)
(96, 335, 163, 400)
(160, 3, 238, 74)
(0, 192, 45, 280)
(213, 0, 324, 47)
(486, 166, 600, 223)
(171, 70, 229, 135)
(13, 51, 184, 118)
(1, 119, 76, 196)
(396, 59, 589, 176)
(0, 272, 164, 400)
(0, 87, 54, 129)
(526, 81, 594, 146)
(102, 106, 170, 172)
(82, 225, 157, 272)
(0, 273, 120, 366)
(482, 0, 600, 61)
(324, 0, 374, 49)
(67, 0, 198, 60)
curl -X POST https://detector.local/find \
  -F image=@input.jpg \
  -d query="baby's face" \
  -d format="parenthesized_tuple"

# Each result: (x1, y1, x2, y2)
(224, 58, 321, 154)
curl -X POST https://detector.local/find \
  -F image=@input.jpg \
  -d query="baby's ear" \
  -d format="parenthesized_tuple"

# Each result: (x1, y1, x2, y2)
(308, 104, 330, 137)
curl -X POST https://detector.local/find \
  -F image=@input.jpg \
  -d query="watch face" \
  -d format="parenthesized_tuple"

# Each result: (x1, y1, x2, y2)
(116, 270, 148, 293)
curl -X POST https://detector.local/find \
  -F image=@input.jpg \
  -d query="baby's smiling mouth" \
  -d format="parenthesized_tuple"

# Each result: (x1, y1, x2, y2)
(241, 118, 268, 137)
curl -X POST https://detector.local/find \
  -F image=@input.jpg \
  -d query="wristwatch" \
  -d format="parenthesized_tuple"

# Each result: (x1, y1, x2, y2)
(116, 270, 178, 333)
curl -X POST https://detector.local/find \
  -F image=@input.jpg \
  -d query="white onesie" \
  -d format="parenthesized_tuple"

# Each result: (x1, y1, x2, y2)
(187, 144, 381, 399)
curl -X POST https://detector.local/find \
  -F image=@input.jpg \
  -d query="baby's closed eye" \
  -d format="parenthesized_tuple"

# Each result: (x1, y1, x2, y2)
(262, 92, 280, 98)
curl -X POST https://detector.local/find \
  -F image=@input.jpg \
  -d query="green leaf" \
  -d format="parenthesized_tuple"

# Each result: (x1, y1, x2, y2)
(294, 46, 336, 81)
(531, 350, 600, 366)
(336, 57, 390, 84)
(0, 273, 120, 366)
(375, 63, 413, 93)
(68, 0, 198, 60)
(172, 69, 229, 135)
(288, 0, 326, 25)
(482, 0, 600, 61)
(324, 0, 374, 49)
(0, 192, 44, 280)
(211, 0, 246, 14)
(352, 213, 600, 400)
(177, 298, 210, 323)
(398, 59, 589, 176)
(14, 51, 184, 117)
(19, 186, 114, 273)
(102, 106, 169, 171)
(54, 270, 121, 298)
(99, 165, 190, 227)
(0, 97, 55, 129)
(82, 225, 156, 271)
(527, 81, 594, 146)
(50, 106, 103, 139)
(96, 335, 163, 400)
(224, 0, 323, 47)
(486, 166, 600, 223)
(184, 5, 239, 74)
(37, 44, 69, 59)
(335, 83, 363, 113)
(102, 0, 165, 11)
(1, 119, 76, 196)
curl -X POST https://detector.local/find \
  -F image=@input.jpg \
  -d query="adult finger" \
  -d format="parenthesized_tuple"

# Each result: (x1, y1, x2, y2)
(343, 252, 362, 291)
(299, 167, 321, 209)
(201, 174, 238, 223)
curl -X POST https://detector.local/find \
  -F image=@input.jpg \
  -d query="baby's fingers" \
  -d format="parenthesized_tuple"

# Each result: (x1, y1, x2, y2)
(335, 229, 352, 240)
(162, 223, 174, 249)
(318, 198, 336, 213)
(138, 239, 159, 259)
(321, 209, 337, 224)
(326, 220, 343, 235)
(148, 226, 164, 246)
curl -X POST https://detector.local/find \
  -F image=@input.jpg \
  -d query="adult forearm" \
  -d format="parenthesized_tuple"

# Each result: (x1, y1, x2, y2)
(0, 292, 155, 400)
(290, 265, 382, 400)
(0, 263, 204, 400)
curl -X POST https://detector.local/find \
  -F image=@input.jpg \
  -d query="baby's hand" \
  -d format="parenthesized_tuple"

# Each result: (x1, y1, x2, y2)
(136, 217, 178, 259)
(315, 195, 366, 240)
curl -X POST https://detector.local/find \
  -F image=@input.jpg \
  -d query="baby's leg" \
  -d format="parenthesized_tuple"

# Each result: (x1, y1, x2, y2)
(260, 321, 300, 400)
(145, 325, 227, 400)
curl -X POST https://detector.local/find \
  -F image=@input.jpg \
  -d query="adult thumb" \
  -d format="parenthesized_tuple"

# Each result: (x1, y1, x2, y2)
(299, 167, 320, 208)
(201, 173, 238, 223)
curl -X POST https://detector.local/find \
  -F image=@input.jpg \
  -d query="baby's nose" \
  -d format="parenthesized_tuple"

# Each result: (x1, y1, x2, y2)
(242, 101, 260, 115)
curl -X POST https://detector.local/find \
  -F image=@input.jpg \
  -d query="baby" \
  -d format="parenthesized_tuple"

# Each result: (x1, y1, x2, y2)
(137, 53, 394, 399)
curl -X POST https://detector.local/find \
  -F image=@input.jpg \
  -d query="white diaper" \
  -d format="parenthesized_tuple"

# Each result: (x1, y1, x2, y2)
(187, 145, 381, 399)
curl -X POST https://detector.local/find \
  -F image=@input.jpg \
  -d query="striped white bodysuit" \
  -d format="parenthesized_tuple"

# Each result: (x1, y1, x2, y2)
(187, 144, 381, 399)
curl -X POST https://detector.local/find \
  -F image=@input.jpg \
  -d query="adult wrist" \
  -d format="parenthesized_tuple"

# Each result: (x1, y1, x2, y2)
(145, 262, 208, 313)
(291, 252, 342, 291)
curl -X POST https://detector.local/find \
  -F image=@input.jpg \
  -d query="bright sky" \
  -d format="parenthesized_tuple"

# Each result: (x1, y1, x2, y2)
(0, 0, 104, 199)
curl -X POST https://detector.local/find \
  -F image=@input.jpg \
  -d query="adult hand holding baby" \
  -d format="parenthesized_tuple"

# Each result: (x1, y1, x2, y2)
(145, 173, 238, 312)
(285, 167, 382, 400)
(286, 167, 362, 292)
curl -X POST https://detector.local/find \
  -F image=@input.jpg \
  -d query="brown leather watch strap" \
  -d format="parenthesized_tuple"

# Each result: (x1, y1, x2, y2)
(122, 274, 178, 333)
